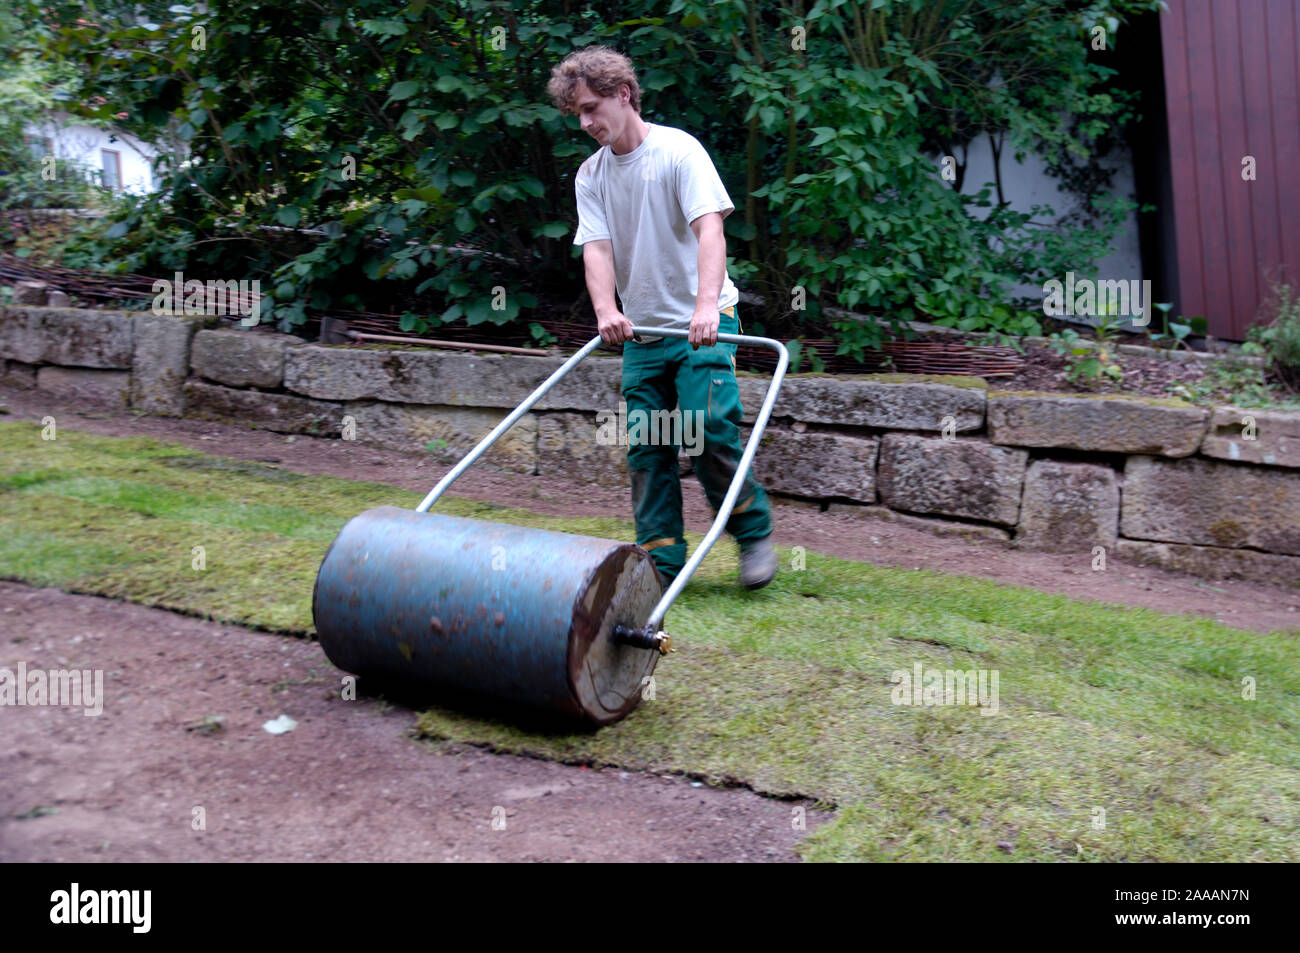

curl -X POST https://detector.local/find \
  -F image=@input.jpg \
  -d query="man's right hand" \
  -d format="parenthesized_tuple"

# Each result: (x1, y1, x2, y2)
(596, 310, 635, 347)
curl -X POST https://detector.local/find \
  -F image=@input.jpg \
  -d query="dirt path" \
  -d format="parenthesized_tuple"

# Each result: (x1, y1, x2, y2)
(0, 581, 819, 862)
(3, 384, 1297, 635)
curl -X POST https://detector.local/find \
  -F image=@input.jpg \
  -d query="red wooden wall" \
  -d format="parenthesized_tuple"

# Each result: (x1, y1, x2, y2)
(1160, 0, 1300, 339)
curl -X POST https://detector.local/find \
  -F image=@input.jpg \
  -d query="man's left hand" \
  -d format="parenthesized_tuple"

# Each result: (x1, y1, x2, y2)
(688, 309, 720, 349)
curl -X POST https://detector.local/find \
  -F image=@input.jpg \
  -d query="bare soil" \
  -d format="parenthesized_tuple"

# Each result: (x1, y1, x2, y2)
(1009, 339, 1212, 398)
(0, 581, 820, 862)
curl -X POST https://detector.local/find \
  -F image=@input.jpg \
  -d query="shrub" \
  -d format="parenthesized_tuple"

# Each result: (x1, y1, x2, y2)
(40, 0, 1159, 347)
(1248, 282, 1300, 391)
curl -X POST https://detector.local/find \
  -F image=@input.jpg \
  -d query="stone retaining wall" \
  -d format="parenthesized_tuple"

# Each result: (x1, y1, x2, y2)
(3, 305, 1298, 586)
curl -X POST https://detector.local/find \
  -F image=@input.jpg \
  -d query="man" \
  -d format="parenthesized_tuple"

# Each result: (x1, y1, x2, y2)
(547, 45, 778, 591)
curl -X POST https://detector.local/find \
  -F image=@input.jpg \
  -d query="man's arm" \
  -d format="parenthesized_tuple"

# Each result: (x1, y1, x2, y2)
(688, 211, 727, 348)
(582, 239, 634, 345)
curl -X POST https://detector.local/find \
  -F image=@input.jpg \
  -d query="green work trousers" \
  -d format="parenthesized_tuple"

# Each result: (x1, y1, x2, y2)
(621, 306, 772, 582)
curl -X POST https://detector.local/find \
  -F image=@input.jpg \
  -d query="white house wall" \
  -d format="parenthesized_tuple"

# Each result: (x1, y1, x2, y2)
(24, 113, 160, 196)
(953, 134, 1143, 323)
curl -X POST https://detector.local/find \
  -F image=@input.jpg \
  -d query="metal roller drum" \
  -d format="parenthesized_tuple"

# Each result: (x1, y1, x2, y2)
(313, 506, 663, 724)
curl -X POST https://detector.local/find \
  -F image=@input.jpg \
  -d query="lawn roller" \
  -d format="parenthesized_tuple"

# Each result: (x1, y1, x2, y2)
(312, 326, 789, 725)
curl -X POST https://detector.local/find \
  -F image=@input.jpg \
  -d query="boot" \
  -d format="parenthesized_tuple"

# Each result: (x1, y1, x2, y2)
(738, 536, 778, 590)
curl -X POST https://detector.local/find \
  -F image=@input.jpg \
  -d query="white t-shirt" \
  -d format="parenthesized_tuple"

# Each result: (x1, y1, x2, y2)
(572, 122, 740, 330)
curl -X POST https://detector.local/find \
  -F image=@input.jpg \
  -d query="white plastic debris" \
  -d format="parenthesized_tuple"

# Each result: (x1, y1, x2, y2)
(262, 714, 298, 735)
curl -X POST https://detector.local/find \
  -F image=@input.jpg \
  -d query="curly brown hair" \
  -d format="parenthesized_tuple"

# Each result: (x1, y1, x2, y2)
(546, 45, 642, 116)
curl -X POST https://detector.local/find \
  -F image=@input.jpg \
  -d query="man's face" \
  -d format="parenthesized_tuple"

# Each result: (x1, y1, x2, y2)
(573, 78, 630, 147)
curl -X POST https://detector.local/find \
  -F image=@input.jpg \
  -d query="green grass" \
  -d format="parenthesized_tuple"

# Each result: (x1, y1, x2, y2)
(2, 420, 1298, 860)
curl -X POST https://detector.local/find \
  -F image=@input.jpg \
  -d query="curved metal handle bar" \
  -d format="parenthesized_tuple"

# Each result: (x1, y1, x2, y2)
(414, 326, 790, 632)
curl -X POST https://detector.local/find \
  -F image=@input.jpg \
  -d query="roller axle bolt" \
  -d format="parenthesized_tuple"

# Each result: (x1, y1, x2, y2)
(613, 625, 674, 655)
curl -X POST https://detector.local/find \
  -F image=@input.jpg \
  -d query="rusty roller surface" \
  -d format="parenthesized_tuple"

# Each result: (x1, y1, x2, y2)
(313, 507, 663, 725)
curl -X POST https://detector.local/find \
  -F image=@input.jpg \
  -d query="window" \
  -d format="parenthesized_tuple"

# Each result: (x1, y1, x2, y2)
(100, 149, 122, 190)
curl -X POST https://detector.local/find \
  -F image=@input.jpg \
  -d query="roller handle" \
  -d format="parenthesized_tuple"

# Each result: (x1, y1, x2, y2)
(414, 325, 790, 633)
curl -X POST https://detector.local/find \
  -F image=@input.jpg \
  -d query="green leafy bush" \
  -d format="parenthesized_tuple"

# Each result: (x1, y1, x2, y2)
(0, 3, 108, 224)
(1248, 282, 1300, 391)
(38, 0, 1158, 345)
